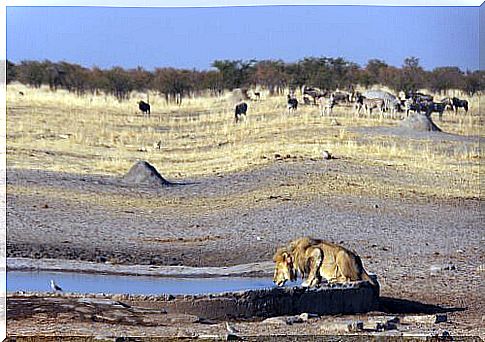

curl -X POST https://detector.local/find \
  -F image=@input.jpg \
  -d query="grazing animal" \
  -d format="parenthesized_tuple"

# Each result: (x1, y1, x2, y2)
(273, 237, 378, 293)
(302, 96, 312, 106)
(50, 280, 63, 292)
(287, 95, 298, 114)
(138, 101, 151, 117)
(18, 91, 24, 96)
(364, 98, 385, 116)
(318, 95, 336, 116)
(363, 90, 401, 115)
(407, 100, 445, 120)
(406, 92, 433, 103)
(356, 96, 384, 117)
(424, 102, 446, 120)
(301, 85, 326, 105)
(440, 97, 454, 111)
(253, 92, 261, 101)
(451, 97, 469, 113)
(332, 91, 351, 105)
(234, 102, 248, 123)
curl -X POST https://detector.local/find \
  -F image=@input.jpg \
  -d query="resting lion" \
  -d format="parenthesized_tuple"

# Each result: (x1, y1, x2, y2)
(273, 237, 377, 290)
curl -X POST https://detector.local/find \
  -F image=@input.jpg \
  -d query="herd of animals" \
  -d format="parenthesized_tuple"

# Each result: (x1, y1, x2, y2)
(136, 85, 469, 123)
(16, 86, 470, 123)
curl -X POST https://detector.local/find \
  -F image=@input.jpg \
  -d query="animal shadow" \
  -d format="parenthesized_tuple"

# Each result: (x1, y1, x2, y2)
(378, 296, 465, 314)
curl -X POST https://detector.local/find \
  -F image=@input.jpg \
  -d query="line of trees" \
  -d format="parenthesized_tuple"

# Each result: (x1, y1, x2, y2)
(6, 57, 484, 102)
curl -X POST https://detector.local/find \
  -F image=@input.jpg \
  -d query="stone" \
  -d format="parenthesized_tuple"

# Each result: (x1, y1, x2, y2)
(320, 321, 364, 333)
(363, 316, 399, 331)
(430, 264, 456, 273)
(399, 113, 441, 132)
(400, 314, 447, 325)
(122, 160, 171, 186)
(262, 316, 289, 325)
(322, 151, 331, 160)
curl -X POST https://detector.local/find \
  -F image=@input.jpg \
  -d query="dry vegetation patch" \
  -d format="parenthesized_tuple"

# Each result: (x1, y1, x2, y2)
(6, 84, 481, 200)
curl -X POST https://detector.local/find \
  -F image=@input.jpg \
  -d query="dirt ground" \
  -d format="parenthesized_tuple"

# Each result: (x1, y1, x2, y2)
(6, 152, 485, 339)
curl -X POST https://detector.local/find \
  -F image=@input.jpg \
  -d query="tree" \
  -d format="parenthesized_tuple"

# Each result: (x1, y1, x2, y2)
(428, 67, 464, 94)
(251, 60, 288, 95)
(401, 56, 425, 92)
(212, 59, 255, 90)
(462, 70, 484, 96)
(105, 67, 134, 101)
(16, 60, 45, 88)
(6, 60, 16, 84)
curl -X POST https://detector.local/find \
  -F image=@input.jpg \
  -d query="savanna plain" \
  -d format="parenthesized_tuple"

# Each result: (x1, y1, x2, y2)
(5, 84, 484, 339)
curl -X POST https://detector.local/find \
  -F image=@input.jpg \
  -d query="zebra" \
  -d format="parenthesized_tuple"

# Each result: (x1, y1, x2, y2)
(318, 94, 336, 116)
(355, 95, 384, 117)
(362, 90, 401, 117)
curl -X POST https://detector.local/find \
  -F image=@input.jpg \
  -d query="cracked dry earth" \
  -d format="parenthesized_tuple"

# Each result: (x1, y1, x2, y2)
(6, 157, 485, 338)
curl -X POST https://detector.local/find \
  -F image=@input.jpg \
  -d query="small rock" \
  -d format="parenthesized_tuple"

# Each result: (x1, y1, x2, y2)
(299, 313, 309, 322)
(430, 264, 456, 273)
(262, 316, 289, 325)
(374, 204, 379, 208)
(286, 315, 304, 324)
(320, 321, 363, 333)
(400, 314, 447, 325)
(364, 316, 400, 331)
(322, 150, 331, 160)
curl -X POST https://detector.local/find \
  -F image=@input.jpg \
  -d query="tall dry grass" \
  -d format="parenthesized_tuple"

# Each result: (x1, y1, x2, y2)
(6, 83, 482, 198)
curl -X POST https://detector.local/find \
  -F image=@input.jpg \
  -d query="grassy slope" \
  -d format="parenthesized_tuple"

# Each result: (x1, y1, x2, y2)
(6, 84, 481, 200)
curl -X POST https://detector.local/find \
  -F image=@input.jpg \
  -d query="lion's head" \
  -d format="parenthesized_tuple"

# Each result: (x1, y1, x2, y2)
(273, 248, 297, 286)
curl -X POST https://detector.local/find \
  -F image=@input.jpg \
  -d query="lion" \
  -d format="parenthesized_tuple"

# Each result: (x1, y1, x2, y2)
(273, 237, 378, 291)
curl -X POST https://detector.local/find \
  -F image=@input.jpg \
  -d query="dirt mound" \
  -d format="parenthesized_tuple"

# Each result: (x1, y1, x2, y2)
(399, 113, 442, 132)
(122, 161, 171, 186)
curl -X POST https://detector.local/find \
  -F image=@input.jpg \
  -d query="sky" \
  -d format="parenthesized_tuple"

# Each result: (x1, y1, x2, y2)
(6, 5, 481, 71)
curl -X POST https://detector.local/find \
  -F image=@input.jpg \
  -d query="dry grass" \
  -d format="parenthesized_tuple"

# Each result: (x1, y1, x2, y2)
(6, 83, 482, 199)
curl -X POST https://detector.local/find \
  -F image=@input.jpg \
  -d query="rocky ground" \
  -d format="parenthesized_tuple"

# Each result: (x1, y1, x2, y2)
(6, 157, 485, 339)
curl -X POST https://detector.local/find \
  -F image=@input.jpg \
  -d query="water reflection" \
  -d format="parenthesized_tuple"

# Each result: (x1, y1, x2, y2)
(7, 270, 276, 295)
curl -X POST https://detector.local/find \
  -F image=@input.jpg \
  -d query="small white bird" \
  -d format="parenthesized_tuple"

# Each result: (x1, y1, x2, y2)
(225, 321, 239, 334)
(50, 279, 63, 292)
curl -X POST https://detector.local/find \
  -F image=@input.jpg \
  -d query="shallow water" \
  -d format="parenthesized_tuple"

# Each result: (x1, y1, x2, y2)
(7, 270, 276, 295)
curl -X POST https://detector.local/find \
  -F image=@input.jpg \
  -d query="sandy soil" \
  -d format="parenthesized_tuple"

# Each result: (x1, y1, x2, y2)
(6, 156, 485, 338)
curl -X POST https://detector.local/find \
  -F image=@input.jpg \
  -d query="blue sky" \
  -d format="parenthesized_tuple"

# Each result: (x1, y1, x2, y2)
(6, 5, 480, 71)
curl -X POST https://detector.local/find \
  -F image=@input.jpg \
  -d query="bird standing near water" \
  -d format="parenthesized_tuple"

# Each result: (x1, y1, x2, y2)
(50, 279, 63, 292)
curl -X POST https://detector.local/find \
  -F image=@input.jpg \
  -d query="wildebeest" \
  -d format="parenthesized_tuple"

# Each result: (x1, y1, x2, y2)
(451, 97, 469, 113)
(287, 95, 298, 114)
(138, 101, 151, 117)
(425, 102, 446, 120)
(406, 91, 433, 103)
(318, 94, 336, 116)
(235, 102, 248, 123)
(301, 85, 326, 105)
(302, 96, 312, 106)
(332, 91, 351, 105)
(406, 100, 445, 120)
(18, 91, 24, 96)
(253, 92, 261, 101)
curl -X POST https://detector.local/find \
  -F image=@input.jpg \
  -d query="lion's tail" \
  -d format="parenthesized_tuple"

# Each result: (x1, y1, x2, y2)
(356, 255, 380, 296)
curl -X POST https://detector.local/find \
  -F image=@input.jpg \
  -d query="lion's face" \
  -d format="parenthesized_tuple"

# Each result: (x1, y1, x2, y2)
(273, 250, 297, 287)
